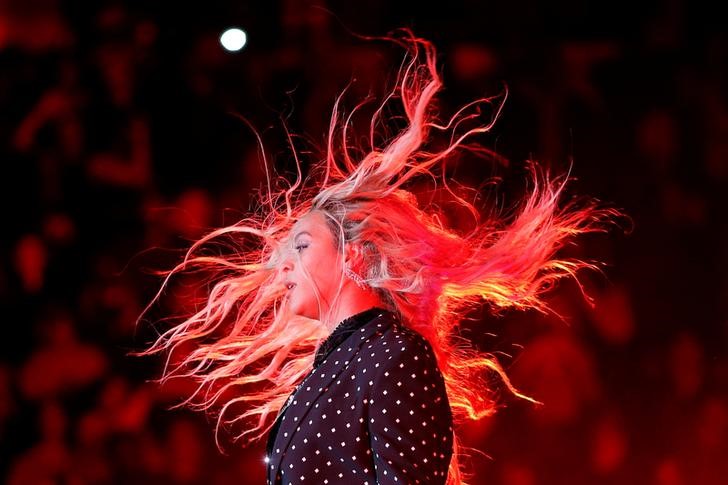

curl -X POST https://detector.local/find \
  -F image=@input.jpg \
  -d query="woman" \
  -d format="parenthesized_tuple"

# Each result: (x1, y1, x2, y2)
(141, 31, 616, 484)
(264, 209, 453, 484)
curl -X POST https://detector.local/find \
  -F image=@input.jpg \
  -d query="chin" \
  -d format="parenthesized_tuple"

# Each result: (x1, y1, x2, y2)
(285, 282, 323, 320)
(287, 298, 317, 320)
(298, 307, 319, 320)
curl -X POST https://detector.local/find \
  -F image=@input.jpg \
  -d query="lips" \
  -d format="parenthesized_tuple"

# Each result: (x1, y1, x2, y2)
(285, 282, 296, 290)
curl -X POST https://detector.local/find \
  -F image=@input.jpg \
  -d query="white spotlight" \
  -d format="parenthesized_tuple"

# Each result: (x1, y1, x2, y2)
(220, 28, 247, 52)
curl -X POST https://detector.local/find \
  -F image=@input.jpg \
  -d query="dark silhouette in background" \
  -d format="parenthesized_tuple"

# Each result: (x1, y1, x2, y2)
(1, 1, 726, 484)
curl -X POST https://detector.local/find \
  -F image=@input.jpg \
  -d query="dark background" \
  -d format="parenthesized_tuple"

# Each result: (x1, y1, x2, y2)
(1, 0, 726, 483)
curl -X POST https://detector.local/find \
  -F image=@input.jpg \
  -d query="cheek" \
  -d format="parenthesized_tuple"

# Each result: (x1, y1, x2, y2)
(303, 250, 341, 292)
(295, 254, 323, 294)
(319, 263, 344, 296)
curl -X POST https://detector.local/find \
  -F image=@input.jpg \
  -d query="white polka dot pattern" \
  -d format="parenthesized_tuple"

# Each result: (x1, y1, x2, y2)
(266, 312, 453, 484)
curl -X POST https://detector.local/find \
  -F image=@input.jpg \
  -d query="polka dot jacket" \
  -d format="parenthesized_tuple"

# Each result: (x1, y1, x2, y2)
(265, 309, 454, 484)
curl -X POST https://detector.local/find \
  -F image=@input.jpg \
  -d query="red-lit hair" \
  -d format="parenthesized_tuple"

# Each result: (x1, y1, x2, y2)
(139, 30, 618, 484)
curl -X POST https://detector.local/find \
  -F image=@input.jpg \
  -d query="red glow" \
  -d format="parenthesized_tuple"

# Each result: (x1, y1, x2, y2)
(14, 234, 47, 293)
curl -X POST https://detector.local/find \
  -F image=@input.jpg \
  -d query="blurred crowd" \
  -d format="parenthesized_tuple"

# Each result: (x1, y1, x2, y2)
(1, 0, 726, 484)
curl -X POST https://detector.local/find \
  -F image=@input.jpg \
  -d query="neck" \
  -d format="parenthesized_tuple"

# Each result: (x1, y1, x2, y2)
(324, 285, 385, 334)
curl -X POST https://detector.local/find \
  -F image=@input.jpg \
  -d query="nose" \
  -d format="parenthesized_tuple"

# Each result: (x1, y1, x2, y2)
(279, 251, 294, 274)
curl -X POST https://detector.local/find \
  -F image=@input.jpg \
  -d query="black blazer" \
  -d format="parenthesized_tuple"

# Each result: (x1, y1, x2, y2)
(266, 310, 453, 484)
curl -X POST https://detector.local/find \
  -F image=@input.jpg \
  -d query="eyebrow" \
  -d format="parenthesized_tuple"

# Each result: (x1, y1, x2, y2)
(293, 231, 312, 240)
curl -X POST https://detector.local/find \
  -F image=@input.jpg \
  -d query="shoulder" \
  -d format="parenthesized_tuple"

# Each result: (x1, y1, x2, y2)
(379, 314, 436, 351)
(362, 316, 442, 379)
(364, 317, 453, 433)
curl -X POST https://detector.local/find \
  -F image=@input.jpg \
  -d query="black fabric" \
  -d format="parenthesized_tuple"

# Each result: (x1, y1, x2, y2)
(312, 307, 386, 369)
(265, 311, 453, 484)
(265, 307, 388, 463)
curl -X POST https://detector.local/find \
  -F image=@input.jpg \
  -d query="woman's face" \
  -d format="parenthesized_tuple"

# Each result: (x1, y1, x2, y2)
(279, 211, 344, 320)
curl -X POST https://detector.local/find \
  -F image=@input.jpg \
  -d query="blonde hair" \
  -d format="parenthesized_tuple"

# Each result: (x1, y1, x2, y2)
(139, 30, 619, 484)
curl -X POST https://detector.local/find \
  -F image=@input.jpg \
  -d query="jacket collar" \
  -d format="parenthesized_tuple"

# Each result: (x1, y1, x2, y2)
(313, 307, 387, 368)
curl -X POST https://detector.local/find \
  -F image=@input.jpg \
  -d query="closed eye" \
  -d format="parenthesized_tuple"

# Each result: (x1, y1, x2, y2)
(295, 243, 309, 252)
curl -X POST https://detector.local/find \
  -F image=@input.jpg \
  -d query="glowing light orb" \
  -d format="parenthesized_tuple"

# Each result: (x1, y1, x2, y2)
(220, 28, 247, 52)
